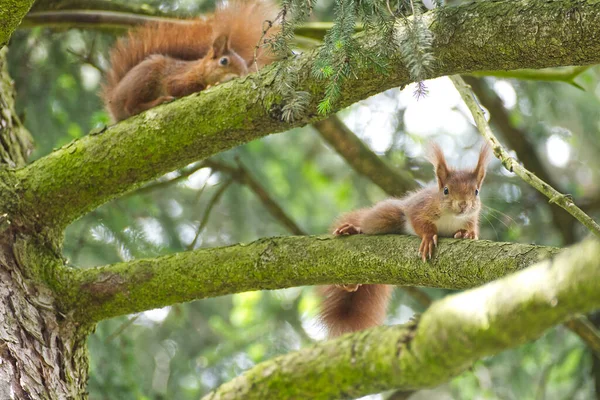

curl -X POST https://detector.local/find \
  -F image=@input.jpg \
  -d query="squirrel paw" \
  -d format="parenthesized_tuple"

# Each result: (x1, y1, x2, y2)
(418, 234, 437, 262)
(333, 223, 362, 236)
(454, 230, 478, 240)
(335, 283, 361, 292)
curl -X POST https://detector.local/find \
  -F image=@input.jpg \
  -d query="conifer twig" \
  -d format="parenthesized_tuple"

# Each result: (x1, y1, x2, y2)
(450, 75, 600, 238)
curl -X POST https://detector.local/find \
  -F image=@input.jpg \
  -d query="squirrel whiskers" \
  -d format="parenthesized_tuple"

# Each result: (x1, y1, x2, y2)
(102, 0, 280, 122)
(320, 143, 491, 337)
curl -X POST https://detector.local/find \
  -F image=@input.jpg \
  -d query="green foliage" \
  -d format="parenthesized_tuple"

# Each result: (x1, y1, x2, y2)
(310, 0, 436, 113)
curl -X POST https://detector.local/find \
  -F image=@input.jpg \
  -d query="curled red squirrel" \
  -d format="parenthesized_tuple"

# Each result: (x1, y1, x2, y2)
(102, 0, 279, 122)
(320, 143, 491, 337)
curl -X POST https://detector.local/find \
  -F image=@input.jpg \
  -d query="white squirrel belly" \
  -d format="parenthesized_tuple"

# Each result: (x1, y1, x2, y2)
(404, 220, 417, 236)
(434, 213, 469, 237)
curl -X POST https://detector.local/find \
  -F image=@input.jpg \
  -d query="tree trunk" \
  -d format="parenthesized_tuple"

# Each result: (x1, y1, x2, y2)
(0, 240, 90, 399)
(0, 47, 89, 399)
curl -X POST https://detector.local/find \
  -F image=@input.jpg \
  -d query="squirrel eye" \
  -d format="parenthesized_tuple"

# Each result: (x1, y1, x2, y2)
(475, 189, 479, 196)
(443, 187, 449, 195)
(219, 57, 229, 66)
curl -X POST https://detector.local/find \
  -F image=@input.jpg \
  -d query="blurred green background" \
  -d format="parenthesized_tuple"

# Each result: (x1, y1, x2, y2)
(8, 0, 600, 398)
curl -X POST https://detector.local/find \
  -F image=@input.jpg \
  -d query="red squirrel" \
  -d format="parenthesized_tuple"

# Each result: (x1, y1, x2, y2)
(102, 0, 279, 122)
(320, 143, 491, 337)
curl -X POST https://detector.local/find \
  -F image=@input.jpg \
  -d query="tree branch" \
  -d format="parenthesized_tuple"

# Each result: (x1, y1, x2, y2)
(14, 0, 600, 236)
(469, 66, 590, 86)
(187, 178, 234, 250)
(465, 77, 600, 358)
(20, 10, 176, 32)
(21, 10, 338, 38)
(312, 116, 430, 307)
(462, 76, 577, 243)
(564, 316, 600, 357)
(0, 0, 36, 47)
(203, 238, 600, 400)
(450, 75, 600, 238)
(54, 235, 558, 323)
(30, 0, 163, 16)
(313, 115, 417, 197)
(204, 159, 306, 235)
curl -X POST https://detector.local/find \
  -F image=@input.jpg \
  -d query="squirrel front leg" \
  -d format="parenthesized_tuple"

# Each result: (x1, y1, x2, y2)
(454, 218, 479, 240)
(331, 200, 404, 293)
(410, 216, 438, 262)
(332, 200, 406, 236)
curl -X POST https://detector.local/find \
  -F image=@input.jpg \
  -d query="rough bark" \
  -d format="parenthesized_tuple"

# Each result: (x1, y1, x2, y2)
(0, 48, 32, 168)
(12, 0, 600, 236)
(0, 236, 91, 399)
(204, 238, 600, 400)
(53, 235, 558, 323)
(0, 48, 89, 399)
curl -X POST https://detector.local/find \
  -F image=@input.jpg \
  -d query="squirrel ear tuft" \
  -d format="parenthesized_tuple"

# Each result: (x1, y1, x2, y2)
(426, 142, 450, 189)
(211, 35, 229, 58)
(474, 142, 492, 186)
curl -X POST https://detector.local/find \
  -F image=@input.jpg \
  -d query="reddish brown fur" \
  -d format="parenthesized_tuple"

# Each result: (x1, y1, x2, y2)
(102, 0, 280, 121)
(320, 143, 491, 337)
(319, 284, 392, 337)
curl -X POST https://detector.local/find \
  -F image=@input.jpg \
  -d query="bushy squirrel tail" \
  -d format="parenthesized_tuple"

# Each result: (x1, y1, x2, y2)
(103, 0, 279, 96)
(319, 284, 392, 337)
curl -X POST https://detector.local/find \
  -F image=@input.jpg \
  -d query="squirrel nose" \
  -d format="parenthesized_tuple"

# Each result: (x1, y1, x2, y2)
(459, 201, 468, 210)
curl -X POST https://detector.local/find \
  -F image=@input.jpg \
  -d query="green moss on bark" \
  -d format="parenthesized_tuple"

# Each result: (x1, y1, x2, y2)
(50, 235, 559, 323)
(14, 0, 600, 236)
(203, 239, 600, 400)
(0, 0, 36, 47)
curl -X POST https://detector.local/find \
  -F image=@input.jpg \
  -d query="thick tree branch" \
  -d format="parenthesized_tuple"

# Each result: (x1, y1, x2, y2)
(0, 0, 36, 47)
(53, 235, 558, 323)
(451, 75, 600, 238)
(313, 115, 417, 196)
(203, 238, 600, 400)
(14, 0, 600, 236)
(457, 76, 600, 352)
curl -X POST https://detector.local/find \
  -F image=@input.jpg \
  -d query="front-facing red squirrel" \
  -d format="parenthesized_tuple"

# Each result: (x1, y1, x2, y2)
(320, 143, 491, 337)
(102, 0, 279, 122)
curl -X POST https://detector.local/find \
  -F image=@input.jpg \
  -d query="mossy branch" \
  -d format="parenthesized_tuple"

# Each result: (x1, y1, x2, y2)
(0, 0, 37, 47)
(450, 75, 600, 238)
(14, 0, 600, 236)
(203, 238, 600, 400)
(54, 235, 558, 323)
